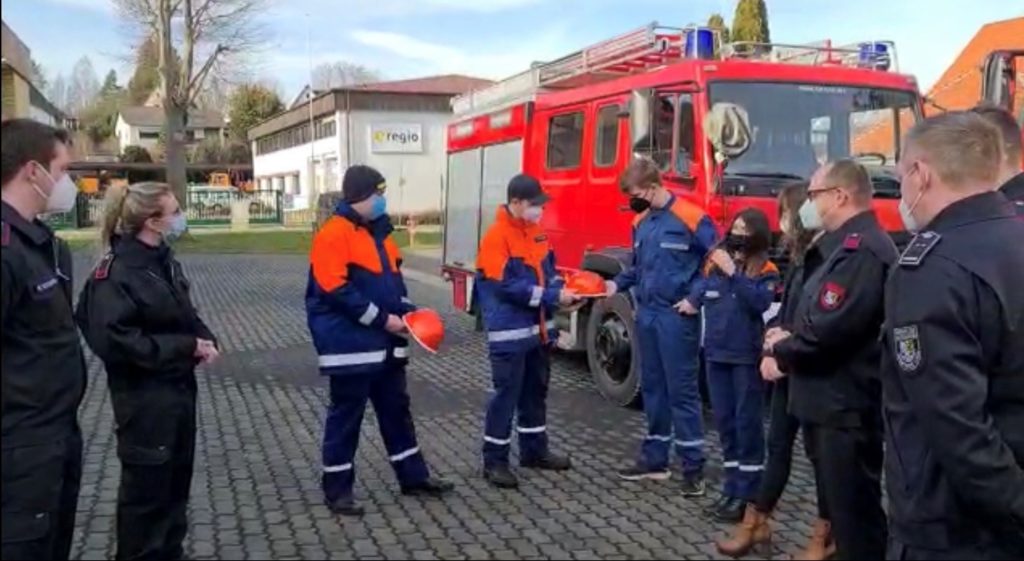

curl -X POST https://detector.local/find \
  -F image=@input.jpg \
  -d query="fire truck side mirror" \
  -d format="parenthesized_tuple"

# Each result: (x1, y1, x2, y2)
(629, 89, 655, 152)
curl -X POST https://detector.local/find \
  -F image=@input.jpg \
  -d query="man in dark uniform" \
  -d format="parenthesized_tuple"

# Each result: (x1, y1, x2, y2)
(764, 159, 895, 560)
(1, 119, 86, 560)
(884, 112, 1024, 560)
(971, 103, 1023, 210)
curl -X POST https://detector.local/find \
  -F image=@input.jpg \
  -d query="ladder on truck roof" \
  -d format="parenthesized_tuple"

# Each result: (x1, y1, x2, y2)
(452, 22, 692, 116)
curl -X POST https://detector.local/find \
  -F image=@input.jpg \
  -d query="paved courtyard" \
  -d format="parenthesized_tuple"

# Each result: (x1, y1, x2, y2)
(68, 252, 821, 560)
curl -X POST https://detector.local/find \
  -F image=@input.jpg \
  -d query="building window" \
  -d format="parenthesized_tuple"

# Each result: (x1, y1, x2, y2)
(594, 104, 619, 167)
(315, 118, 336, 140)
(546, 111, 584, 170)
(140, 131, 160, 140)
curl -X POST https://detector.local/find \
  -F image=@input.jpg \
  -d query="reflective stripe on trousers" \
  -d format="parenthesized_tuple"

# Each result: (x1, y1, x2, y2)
(487, 321, 557, 343)
(319, 347, 408, 367)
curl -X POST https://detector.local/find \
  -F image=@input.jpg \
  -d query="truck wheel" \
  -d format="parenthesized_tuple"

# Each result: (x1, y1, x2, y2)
(586, 293, 641, 407)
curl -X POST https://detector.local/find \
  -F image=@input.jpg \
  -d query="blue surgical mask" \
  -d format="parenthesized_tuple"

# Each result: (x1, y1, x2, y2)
(163, 212, 188, 241)
(368, 194, 387, 221)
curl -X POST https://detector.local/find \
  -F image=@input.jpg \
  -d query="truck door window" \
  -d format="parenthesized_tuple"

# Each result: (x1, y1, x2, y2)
(638, 94, 694, 175)
(594, 104, 619, 167)
(546, 112, 584, 170)
(677, 94, 695, 175)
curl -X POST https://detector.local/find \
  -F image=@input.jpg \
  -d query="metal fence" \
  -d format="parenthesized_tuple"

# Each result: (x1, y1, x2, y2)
(43, 190, 284, 230)
(187, 190, 283, 226)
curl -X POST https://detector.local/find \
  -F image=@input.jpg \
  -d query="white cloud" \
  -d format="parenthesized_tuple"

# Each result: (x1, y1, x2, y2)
(418, 0, 542, 12)
(350, 27, 571, 80)
(43, 0, 112, 13)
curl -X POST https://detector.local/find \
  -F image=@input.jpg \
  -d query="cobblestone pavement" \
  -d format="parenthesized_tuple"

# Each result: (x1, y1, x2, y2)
(69, 253, 821, 560)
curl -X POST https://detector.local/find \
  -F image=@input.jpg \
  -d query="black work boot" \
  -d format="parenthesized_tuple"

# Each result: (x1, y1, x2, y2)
(483, 465, 520, 489)
(325, 496, 365, 517)
(521, 452, 572, 471)
(401, 477, 455, 497)
(703, 493, 731, 517)
(714, 497, 747, 523)
(680, 474, 707, 498)
(617, 461, 671, 481)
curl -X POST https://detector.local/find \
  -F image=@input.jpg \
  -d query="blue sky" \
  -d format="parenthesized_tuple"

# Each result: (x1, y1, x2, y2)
(3, 0, 1021, 102)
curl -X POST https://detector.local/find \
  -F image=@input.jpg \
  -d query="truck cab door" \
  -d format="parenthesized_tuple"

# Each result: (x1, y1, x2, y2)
(982, 50, 1023, 116)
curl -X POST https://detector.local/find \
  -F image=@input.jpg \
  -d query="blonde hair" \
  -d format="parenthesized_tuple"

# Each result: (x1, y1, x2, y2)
(100, 182, 173, 251)
(904, 112, 1003, 188)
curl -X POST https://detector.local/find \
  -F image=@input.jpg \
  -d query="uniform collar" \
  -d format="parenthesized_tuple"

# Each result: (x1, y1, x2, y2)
(815, 210, 877, 256)
(1, 200, 52, 246)
(998, 172, 1024, 202)
(113, 235, 171, 268)
(496, 205, 533, 231)
(925, 191, 1016, 233)
(652, 193, 676, 214)
(335, 201, 394, 238)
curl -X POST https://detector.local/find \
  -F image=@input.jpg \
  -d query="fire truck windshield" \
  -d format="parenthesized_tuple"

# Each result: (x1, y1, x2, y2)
(708, 82, 920, 180)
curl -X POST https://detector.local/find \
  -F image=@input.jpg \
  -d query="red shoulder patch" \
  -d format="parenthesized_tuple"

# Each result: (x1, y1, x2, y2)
(843, 233, 862, 250)
(1, 222, 9, 247)
(94, 253, 115, 280)
(819, 281, 846, 311)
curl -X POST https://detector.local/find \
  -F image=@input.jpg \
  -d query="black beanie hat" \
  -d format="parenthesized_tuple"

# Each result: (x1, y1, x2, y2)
(343, 165, 386, 203)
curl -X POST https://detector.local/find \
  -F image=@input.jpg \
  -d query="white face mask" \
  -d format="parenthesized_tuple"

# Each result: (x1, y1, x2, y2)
(31, 164, 77, 214)
(899, 188, 926, 233)
(798, 199, 823, 231)
(523, 205, 543, 224)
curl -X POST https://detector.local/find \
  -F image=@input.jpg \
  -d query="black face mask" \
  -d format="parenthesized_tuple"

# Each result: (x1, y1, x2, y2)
(725, 233, 752, 253)
(629, 196, 652, 213)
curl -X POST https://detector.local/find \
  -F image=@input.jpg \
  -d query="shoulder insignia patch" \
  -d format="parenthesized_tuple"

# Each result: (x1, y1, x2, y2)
(819, 281, 846, 311)
(898, 231, 941, 268)
(842, 233, 862, 250)
(94, 253, 115, 280)
(1, 221, 9, 247)
(893, 324, 922, 373)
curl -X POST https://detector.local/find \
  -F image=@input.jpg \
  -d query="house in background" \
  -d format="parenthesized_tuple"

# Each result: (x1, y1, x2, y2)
(115, 106, 226, 155)
(854, 17, 1023, 154)
(924, 17, 1023, 118)
(248, 74, 492, 215)
(1, 20, 67, 126)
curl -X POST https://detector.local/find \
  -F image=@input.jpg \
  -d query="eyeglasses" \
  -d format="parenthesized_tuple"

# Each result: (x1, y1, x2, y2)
(806, 186, 840, 200)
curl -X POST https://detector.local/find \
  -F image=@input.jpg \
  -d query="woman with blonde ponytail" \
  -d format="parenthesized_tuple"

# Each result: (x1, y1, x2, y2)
(74, 182, 218, 560)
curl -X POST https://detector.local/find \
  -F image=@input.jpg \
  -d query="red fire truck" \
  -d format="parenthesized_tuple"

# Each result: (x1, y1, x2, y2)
(442, 23, 924, 406)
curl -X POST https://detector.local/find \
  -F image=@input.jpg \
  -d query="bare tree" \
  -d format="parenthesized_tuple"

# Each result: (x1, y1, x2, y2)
(47, 73, 69, 112)
(67, 57, 100, 115)
(312, 61, 381, 90)
(114, 0, 267, 205)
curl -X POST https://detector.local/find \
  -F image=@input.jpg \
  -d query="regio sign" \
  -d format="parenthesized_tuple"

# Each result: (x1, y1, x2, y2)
(370, 124, 423, 154)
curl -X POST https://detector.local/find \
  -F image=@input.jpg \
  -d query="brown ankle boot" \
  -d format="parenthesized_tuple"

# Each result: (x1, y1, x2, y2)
(794, 518, 835, 560)
(716, 504, 772, 558)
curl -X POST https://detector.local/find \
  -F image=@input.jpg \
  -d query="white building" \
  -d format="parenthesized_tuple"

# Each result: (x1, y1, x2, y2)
(2, 20, 67, 126)
(115, 106, 226, 154)
(248, 75, 491, 215)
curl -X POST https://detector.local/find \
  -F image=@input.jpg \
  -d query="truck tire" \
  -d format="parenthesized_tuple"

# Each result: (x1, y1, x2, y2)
(586, 293, 641, 407)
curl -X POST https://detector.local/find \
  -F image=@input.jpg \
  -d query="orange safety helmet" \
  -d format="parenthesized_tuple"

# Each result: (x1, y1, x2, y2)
(403, 308, 445, 354)
(565, 271, 607, 296)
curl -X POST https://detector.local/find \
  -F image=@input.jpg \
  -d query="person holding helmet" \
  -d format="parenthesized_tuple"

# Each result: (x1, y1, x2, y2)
(476, 173, 577, 489)
(307, 165, 453, 517)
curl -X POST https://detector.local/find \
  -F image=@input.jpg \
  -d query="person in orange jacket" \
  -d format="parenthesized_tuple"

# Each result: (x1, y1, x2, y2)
(307, 165, 453, 516)
(475, 174, 578, 489)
